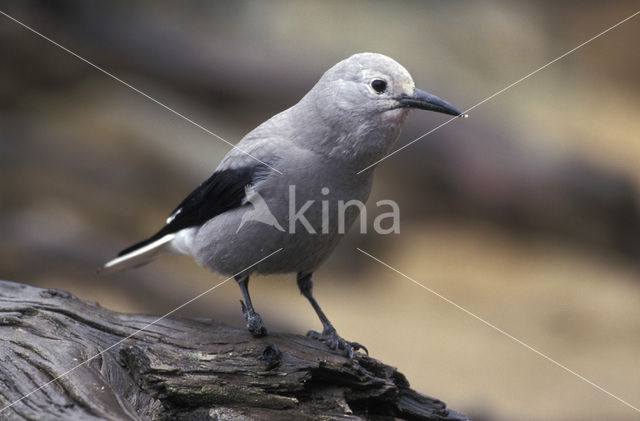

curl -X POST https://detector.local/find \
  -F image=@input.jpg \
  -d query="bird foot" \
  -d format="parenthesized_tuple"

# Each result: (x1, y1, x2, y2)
(307, 327, 368, 359)
(240, 300, 267, 337)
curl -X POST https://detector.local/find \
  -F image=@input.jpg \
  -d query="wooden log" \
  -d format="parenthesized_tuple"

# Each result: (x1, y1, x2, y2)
(0, 280, 468, 420)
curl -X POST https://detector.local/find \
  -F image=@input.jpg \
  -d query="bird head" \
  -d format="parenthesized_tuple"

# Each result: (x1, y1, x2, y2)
(314, 52, 461, 122)
(290, 53, 462, 162)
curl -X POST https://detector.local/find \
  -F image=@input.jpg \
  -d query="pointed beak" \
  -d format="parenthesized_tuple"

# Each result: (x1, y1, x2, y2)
(396, 88, 462, 116)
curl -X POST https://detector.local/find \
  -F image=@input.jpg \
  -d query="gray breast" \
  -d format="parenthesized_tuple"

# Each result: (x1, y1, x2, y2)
(191, 156, 374, 276)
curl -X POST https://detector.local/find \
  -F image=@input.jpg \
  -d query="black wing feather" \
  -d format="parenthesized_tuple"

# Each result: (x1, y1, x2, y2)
(118, 164, 267, 256)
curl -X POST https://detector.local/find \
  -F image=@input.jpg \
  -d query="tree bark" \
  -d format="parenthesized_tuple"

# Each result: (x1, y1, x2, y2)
(0, 280, 469, 420)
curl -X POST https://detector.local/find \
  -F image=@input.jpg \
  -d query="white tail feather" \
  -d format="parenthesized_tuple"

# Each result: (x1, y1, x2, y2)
(100, 234, 176, 275)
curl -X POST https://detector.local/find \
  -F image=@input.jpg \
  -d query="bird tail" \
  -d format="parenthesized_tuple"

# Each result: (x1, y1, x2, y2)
(100, 233, 176, 275)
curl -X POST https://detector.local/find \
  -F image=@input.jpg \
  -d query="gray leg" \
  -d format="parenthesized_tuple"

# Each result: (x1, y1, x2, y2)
(235, 274, 267, 337)
(297, 272, 367, 358)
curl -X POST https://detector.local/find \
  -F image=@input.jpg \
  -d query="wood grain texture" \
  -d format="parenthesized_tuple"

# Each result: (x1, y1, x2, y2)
(0, 280, 468, 420)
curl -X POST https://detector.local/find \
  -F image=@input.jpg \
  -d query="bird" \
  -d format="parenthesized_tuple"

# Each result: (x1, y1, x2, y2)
(236, 186, 285, 234)
(102, 52, 462, 358)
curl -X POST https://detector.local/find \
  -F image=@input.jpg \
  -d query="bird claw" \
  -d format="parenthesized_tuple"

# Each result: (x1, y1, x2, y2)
(240, 300, 267, 337)
(307, 328, 368, 359)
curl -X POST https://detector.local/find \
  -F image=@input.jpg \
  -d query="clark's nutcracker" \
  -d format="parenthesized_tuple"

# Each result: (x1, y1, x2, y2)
(103, 52, 461, 357)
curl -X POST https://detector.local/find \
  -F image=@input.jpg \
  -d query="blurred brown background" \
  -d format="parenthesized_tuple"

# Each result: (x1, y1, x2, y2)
(1, 1, 639, 420)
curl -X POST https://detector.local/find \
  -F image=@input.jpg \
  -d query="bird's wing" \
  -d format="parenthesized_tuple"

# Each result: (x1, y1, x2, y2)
(117, 161, 272, 257)
(116, 110, 291, 258)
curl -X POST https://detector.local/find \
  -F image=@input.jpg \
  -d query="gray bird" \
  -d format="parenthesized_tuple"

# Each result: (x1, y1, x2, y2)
(103, 52, 461, 357)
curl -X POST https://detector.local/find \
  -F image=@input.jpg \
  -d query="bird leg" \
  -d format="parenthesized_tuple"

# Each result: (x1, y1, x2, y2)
(235, 274, 267, 337)
(297, 272, 368, 359)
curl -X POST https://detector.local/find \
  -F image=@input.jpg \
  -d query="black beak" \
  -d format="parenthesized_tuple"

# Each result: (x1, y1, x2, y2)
(397, 88, 462, 116)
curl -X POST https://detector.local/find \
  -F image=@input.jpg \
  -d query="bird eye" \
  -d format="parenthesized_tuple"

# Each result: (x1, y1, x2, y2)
(371, 79, 387, 94)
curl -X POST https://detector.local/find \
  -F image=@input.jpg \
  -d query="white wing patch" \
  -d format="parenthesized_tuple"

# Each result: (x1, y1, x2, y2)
(167, 208, 182, 224)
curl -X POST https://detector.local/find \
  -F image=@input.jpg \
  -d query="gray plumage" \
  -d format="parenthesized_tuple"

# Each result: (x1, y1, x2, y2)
(103, 52, 461, 357)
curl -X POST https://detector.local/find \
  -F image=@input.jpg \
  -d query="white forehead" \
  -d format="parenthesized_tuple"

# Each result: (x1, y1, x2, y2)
(324, 52, 415, 90)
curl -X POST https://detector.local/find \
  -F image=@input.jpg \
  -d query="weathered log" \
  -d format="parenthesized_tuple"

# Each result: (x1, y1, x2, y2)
(0, 280, 468, 420)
